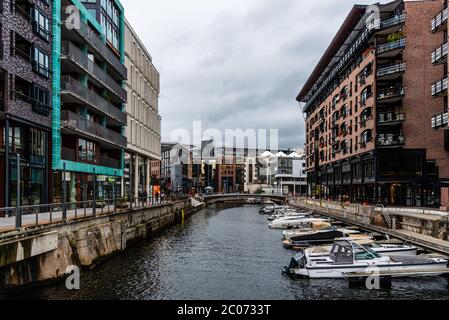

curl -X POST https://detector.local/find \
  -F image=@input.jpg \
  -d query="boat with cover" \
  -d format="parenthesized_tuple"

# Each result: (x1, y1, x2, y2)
(282, 222, 371, 248)
(282, 239, 449, 279)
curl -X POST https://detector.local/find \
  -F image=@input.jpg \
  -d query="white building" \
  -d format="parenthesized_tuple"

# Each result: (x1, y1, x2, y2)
(122, 19, 161, 198)
(245, 150, 307, 196)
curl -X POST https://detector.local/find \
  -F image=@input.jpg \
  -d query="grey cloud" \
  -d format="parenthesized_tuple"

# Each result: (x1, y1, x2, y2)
(122, 0, 385, 149)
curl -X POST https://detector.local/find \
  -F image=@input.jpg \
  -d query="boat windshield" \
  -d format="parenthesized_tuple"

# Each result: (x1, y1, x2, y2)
(353, 242, 381, 260)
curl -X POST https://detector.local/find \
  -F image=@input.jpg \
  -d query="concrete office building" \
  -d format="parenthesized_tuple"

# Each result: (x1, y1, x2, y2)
(122, 19, 161, 200)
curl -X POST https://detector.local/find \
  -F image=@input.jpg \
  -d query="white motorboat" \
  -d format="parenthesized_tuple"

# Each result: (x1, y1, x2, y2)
(269, 217, 327, 230)
(283, 239, 449, 279)
(306, 239, 418, 257)
(267, 210, 313, 222)
(259, 205, 284, 215)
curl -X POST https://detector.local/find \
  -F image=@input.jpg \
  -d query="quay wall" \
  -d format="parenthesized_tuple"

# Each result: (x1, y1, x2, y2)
(0, 199, 204, 288)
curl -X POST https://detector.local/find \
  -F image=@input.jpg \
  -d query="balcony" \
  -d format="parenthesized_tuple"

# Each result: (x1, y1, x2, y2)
(431, 42, 448, 64)
(375, 14, 406, 36)
(61, 41, 127, 102)
(61, 76, 126, 126)
(61, 147, 121, 169)
(432, 7, 448, 33)
(377, 111, 405, 126)
(60, 110, 126, 148)
(377, 63, 406, 81)
(377, 38, 406, 58)
(431, 111, 448, 129)
(431, 77, 448, 96)
(62, 18, 127, 80)
(377, 134, 405, 148)
(377, 86, 405, 103)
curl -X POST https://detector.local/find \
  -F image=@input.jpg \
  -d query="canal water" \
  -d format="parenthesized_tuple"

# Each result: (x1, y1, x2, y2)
(14, 205, 449, 300)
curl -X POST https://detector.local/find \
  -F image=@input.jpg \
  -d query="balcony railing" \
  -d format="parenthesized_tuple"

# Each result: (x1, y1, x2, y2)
(61, 76, 126, 125)
(377, 86, 405, 101)
(377, 111, 405, 124)
(431, 76, 448, 96)
(377, 38, 406, 55)
(432, 7, 448, 32)
(60, 110, 127, 147)
(431, 111, 449, 129)
(431, 42, 448, 64)
(62, 19, 127, 80)
(377, 134, 405, 147)
(61, 147, 121, 169)
(381, 14, 406, 29)
(98, 155, 121, 169)
(377, 63, 406, 78)
(61, 41, 127, 102)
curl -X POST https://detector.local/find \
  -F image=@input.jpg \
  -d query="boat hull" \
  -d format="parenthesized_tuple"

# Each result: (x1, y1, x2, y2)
(288, 261, 449, 279)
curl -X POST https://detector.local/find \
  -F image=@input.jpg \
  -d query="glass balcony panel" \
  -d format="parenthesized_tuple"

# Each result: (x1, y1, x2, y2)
(60, 110, 127, 148)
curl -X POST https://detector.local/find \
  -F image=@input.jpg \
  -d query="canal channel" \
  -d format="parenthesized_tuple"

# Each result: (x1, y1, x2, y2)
(10, 204, 449, 300)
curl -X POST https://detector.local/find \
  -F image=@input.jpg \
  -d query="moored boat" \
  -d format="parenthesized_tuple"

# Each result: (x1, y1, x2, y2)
(283, 239, 449, 279)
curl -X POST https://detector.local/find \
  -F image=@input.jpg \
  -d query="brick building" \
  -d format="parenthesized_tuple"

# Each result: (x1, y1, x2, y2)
(0, 0, 53, 207)
(297, 0, 449, 208)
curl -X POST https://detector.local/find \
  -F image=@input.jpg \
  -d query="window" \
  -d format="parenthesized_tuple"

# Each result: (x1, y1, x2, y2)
(33, 8, 50, 41)
(361, 86, 372, 107)
(78, 138, 96, 162)
(361, 129, 372, 147)
(32, 86, 50, 116)
(32, 46, 49, 78)
(31, 128, 45, 157)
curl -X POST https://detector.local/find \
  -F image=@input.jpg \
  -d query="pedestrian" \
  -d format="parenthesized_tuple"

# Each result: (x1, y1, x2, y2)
(155, 192, 160, 204)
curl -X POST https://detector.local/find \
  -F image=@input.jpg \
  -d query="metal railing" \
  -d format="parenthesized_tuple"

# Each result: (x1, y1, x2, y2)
(61, 41, 127, 102)
(377, 111, 405, 124)
(377, 63, 406, 77)
(377, 38, 406, 55)
(62, 18, 127, 80)
(61, 76, 126, 125)
(377, 134, 405, 147)
(431, 76, 448, 96)
(431, 42, 448, 64)
(431, 111, 449, 129)
(0, 196, 175, 232)
(60, 110, 127, 147)
(381, 14, 406, 29)
(432, 7, 448, 32)
(377, 86, 405, 101)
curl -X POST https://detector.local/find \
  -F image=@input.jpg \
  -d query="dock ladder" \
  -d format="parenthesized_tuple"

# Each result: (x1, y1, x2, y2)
(375, 204, 392, 229)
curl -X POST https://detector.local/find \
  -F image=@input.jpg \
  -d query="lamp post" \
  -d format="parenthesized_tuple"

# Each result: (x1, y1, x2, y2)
(15, 154, 21, 229)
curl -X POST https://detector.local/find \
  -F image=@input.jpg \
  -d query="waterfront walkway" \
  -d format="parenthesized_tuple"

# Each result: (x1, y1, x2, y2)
(0, 200, 166, 234)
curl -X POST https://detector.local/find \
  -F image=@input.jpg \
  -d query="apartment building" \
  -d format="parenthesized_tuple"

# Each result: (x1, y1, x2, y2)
(122, 19, 161, 199)
(51, 0, 128, 203)
(431, 0, 449, 209)
(0, 0, 53, 208)
(297, 0, 449, 208)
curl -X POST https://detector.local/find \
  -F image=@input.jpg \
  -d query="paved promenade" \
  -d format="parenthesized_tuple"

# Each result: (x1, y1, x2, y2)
(0, 201, 165, 234)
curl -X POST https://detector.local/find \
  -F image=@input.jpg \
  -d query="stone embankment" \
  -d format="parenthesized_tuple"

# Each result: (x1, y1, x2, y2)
(0, 199, 204, 288)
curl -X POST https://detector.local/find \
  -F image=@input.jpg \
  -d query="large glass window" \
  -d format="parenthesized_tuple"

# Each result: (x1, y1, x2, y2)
(33, 8, 50, 41)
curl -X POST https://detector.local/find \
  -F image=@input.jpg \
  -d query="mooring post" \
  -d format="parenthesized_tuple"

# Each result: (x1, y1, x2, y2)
(62, 162, 67, 221)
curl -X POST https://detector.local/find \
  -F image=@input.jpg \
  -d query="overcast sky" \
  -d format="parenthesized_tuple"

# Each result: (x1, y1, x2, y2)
(121, 0, 384, 149)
